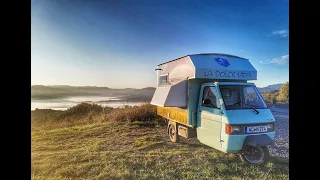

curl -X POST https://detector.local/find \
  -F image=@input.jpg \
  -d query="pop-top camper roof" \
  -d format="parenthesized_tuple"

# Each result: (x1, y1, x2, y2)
(151, 53, 257, 107)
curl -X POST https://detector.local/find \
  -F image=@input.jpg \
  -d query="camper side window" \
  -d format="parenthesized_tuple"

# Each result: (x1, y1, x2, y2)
(202, 86, 220, 109)
(158, 75, 170, 86)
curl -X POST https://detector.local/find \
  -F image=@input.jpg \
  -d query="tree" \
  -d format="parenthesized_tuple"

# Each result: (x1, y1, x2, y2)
(261, 90, 279, 104)
(276, 81, 289, 103)
(271, 93, 278, 104)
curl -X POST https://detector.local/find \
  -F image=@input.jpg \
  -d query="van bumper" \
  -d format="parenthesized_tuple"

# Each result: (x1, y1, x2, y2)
(221, 132, 275, 153)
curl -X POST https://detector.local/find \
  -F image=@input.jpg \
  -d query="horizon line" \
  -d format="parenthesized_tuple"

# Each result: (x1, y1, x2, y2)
(31, 82, 286, 89)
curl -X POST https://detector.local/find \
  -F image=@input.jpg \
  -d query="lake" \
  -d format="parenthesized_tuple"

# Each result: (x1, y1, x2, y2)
(31, 96, 146, 110)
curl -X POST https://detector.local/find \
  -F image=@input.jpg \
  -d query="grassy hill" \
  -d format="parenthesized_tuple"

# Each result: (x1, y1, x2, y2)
(31, 103, 289, 179)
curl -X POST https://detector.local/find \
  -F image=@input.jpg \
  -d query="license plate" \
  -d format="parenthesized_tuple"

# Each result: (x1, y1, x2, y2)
(245, 126, 268, 133)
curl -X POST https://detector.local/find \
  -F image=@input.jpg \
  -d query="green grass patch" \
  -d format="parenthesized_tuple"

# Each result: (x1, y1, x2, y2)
(32, 103, 288, 179)
(32, 123, 288, 180)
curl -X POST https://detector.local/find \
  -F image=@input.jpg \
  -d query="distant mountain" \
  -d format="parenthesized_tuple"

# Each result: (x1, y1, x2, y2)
(32, 83, 284, 101)
(31, 85, 156, 101)
(257, 83, 284, 92)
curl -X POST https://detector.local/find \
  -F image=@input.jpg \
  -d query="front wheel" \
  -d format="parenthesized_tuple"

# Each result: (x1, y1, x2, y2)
(240, 145, 270, 165)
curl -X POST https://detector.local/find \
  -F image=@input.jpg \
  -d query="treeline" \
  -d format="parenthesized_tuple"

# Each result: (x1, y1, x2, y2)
(261, 81, 289, 104)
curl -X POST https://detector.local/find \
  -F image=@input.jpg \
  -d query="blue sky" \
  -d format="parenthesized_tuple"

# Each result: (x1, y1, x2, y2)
(31, 0, 288, 88)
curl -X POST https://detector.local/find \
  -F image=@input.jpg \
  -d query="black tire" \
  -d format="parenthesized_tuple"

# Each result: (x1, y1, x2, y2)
(240, 145, 270, 165)
(168, 123, 179, 143)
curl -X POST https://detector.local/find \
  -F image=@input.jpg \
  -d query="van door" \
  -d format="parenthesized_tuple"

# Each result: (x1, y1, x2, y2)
(196, 85, 223, 149)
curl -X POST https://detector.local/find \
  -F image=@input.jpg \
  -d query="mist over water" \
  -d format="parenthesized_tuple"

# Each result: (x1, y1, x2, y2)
(31, 96, 145, 110)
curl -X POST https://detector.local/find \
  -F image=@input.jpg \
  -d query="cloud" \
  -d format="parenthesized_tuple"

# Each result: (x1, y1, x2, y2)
(268, 29, 289, 37)
(259, 55, 289, 65)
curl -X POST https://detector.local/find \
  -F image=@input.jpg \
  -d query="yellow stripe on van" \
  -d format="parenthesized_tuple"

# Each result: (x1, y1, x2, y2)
(157, 106, 188, 125)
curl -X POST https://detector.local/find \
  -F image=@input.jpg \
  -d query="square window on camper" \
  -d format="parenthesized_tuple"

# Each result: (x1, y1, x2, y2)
(158, 75, 170, 86)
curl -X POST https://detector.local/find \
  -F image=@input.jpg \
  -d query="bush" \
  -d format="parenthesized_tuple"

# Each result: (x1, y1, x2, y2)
(261, 90, 279, 104)
(276, 81, 289, 103)
(31, 103, 158, 130)
(103, 103, 157, 122)
(62, 102, 111, 116)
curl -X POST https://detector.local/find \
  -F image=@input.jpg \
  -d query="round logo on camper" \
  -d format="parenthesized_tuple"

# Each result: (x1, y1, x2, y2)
(215, 57, 230, 67)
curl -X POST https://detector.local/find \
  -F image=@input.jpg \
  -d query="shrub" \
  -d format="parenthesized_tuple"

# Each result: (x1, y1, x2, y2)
(103, 103, 157, 122)
(261, 90, 279, 104)
(276, 81, 289, 103)
(62, 102, 110, 116)
(31, 103, 158, 130)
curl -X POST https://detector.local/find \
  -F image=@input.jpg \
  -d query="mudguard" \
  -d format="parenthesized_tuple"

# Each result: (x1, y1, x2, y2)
(243, 134, 274, 147)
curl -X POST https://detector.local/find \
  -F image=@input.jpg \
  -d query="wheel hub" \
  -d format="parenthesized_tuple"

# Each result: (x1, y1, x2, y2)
(243, 146, 264, 164)
(169, 127, 175, 139)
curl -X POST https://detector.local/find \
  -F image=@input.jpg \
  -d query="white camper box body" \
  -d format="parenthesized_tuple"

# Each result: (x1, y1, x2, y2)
(151, 53, 257, 108)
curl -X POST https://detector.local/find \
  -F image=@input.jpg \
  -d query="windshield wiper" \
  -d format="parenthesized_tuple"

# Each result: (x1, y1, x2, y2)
(252, 108, 259, 114)
(244, 104, 260, 114)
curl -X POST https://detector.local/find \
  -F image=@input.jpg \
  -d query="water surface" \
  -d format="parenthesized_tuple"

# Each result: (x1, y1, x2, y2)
(31, 96, 145, 110)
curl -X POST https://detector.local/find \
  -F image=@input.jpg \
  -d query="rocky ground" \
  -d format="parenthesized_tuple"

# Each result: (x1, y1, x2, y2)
(269, 105, 289, 162)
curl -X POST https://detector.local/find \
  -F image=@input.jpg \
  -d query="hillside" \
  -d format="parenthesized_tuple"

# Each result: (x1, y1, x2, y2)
(258, 83, 284, 92)
(31, 83, 284, 102)
(31, 85, 156, 101)
(31, 103, 289, 179)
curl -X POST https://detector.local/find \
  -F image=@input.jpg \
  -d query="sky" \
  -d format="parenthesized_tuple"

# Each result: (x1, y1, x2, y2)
(31, 0, 289, 88)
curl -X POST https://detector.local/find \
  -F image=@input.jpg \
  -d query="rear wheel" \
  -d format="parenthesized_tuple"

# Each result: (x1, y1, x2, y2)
(240, 145, 270, 165)
(168, 123, 179, 143)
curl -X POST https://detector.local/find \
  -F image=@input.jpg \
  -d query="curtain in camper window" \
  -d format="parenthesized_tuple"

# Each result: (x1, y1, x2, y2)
(202, 86, 220, 108)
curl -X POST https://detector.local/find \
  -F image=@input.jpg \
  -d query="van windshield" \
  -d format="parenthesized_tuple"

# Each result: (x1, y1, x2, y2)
(219, 85, 267, 110)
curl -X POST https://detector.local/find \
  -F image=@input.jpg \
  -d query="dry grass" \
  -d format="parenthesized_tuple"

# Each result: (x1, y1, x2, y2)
(103, 103, 157, 122)
(31, 103, 156, 130)
(31, 103, 289, 180)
